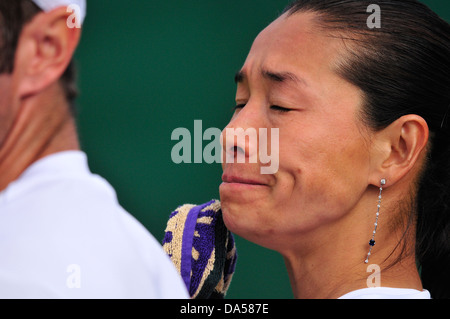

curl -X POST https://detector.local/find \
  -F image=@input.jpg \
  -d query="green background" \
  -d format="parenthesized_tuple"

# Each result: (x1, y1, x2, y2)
(74, 1, 450, 299)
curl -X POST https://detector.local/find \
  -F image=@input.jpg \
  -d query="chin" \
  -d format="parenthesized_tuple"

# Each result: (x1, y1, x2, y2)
(221, 199, 282, 250)
(220, 199, 242, 234)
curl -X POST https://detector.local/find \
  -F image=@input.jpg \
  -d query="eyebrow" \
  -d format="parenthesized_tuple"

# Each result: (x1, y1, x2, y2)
(234, 69, 306, 86)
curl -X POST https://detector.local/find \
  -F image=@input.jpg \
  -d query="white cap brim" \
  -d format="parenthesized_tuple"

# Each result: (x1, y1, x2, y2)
(31, 0, 86, 24)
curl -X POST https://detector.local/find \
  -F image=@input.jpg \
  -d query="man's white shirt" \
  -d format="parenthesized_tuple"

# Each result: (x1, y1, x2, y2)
(0, 151, 188, 298)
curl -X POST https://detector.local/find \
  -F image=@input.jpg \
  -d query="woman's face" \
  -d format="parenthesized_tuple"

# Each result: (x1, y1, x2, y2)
(219, 13, 374, 253)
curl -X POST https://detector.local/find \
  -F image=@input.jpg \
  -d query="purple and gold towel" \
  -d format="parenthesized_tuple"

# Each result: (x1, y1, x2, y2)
(162, 200, 237, 299)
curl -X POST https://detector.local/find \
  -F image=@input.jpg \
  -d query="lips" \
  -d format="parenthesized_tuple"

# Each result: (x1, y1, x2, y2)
(221, 173, 267, 186)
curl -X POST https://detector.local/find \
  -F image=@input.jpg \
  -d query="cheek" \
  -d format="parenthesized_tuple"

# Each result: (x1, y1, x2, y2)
(276, 124, 371, 225)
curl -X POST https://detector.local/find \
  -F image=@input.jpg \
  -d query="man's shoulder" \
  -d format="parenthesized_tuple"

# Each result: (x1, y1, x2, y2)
(0, 151, 157, 256)
(0, 152, 188, 298)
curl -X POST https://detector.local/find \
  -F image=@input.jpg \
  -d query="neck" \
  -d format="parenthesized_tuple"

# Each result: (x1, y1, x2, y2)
(281, 187, 423, 299)
(283, 249, 422, 299)
(0, 86, 79, 191)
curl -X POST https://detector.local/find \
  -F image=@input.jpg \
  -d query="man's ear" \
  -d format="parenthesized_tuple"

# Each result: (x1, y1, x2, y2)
(368, 114, 429, 188)
(13, 7, 81, 98)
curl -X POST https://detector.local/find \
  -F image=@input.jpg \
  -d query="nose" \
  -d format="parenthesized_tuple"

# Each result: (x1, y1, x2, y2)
(221, 102, 263, 164)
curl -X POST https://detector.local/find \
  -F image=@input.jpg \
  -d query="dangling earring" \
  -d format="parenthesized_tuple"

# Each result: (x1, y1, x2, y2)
(365, 179, 386, 264)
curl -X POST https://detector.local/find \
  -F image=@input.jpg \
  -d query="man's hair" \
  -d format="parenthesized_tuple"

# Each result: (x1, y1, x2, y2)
(0, 0, 78, 114)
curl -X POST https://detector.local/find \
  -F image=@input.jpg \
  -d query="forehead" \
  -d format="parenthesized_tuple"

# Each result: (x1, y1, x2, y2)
(241, 12, 345, 85)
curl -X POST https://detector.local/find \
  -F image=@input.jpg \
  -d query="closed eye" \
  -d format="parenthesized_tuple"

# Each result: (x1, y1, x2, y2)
(270, 105, 291, 113)
(233, 104, 292, 113)
(233, 104, 246, 111)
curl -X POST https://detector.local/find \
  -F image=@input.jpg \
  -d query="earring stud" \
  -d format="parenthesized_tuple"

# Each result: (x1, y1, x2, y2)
(364, 179, 386, 264)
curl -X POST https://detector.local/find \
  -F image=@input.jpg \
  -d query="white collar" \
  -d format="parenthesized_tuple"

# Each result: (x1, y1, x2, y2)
(0, 151, 90, 201)
(18, 151, 89, 180)
(338, 287, 431, 299)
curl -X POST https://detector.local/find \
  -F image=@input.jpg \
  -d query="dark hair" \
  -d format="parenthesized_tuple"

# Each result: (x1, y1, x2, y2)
(0, 0, 78, 114)
(283, 0, 450, 298)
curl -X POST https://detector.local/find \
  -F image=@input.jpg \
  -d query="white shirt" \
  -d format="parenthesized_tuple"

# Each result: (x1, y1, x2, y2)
(339, 287, 431, 299)
(0, 151, 188, 299)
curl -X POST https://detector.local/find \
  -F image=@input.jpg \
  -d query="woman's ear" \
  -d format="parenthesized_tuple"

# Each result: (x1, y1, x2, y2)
(13, 7, 81, 98)
(368, 114, 429, 188)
